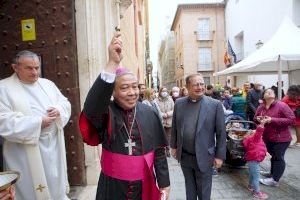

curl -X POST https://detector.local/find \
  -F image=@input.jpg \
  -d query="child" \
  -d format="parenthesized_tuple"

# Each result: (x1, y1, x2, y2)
(222, 89, 233, 110)
(242, 120, 269, 199)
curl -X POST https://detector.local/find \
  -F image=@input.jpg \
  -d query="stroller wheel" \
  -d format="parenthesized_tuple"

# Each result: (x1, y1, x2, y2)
(225, 150, 246, 167)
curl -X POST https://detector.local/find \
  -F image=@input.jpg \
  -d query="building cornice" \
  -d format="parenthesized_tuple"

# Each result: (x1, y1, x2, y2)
(118, 0, 132, 19)
(170, 3, 225, 31)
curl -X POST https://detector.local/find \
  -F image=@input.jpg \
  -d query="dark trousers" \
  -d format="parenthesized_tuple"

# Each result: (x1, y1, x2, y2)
(265, 141, 290, 182)
(164, 127, 171, 144)
(180, 152, 212, 200)
(164, 127, 171, 153)
(247, 112, 255, 129)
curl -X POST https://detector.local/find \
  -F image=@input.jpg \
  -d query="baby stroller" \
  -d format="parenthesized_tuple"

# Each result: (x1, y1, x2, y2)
(225, 114, 256, 167)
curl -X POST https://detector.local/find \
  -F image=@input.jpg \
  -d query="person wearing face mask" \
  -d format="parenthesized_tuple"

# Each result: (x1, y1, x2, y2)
(254, 88, 295, 187)
(246, 83, 263, 127)
(155, 87, 174, 157)
(171, 86, 180, 102)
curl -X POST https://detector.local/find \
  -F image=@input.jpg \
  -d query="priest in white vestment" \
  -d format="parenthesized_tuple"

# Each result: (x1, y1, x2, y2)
(0, 50, 71, 200)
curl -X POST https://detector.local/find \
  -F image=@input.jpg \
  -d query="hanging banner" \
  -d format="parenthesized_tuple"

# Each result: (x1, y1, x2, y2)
(21, 19, 36, 41)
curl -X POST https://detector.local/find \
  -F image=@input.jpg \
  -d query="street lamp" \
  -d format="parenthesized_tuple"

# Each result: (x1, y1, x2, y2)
(255, 40, 264, 49)
(176, 63, 183, 69)
(179, 63, 184, 69)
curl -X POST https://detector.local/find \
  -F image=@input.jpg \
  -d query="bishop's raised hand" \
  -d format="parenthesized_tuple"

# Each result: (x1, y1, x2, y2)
(106, 32, 123, 73)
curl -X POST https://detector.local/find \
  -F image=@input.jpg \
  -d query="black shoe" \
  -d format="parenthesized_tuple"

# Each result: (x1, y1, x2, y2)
(212, 168, 219, 176)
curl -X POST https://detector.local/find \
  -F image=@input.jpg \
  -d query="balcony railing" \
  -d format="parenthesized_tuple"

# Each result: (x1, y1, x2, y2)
(194, 31, 214, 41)
(197, 62, 213, 71)
(119, 0, 132, 19)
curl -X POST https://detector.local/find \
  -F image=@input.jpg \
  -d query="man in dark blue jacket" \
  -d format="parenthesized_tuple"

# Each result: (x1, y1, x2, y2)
(246, 83, 263, 126)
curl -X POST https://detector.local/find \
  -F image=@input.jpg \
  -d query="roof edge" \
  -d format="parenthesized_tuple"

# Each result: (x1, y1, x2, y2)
(170, 3, 225, 31)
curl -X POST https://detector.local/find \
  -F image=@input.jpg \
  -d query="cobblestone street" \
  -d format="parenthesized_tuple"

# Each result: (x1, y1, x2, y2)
(169, 145, 300, 200)
(1, 1, 300, 200)
(72, 144, 300, 200)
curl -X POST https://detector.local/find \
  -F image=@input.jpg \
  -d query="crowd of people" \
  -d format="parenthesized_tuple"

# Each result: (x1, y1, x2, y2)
(0, 32, 299, 200)
(137, 79, 299, 199)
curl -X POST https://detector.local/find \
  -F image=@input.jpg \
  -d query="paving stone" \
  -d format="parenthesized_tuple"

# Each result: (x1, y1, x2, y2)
(70, 141, 300, 200)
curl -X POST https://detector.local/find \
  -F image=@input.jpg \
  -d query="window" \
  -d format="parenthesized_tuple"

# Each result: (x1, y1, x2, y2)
(179, 53, 182, 67)
(177, 24, 181, 43)
(198, 48, 212, 70)
(203, 77, 210, 85)
(197, 18, 210, 40)
(235, 31, 244, 61)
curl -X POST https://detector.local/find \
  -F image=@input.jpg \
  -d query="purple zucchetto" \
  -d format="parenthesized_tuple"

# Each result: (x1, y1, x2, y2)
(115, 66, 134, 77)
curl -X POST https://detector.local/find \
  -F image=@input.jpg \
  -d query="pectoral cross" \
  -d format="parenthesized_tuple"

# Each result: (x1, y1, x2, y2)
(125, 138, 136, 155)
(36, 184, 46, 192)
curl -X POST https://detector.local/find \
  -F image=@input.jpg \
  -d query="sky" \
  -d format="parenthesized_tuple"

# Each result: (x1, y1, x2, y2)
(148, 0, 223, 74)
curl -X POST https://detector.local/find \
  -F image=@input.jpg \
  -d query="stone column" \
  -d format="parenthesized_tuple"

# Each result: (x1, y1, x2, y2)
(75, 0, 117, 185)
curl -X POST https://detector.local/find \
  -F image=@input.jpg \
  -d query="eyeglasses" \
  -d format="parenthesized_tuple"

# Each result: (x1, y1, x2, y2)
(191, 82, 205, 88)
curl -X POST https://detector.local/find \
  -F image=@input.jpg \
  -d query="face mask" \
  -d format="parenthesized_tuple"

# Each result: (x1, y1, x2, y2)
(172, 92, 179, 97)
(161, 92, 168, 98)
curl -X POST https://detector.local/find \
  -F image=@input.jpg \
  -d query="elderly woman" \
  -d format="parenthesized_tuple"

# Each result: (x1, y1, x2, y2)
(254, 88, 295, 187)
(170, 86, 180, 102)
(155, 87, 174, 156)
